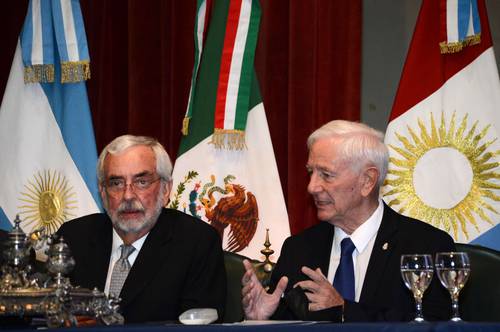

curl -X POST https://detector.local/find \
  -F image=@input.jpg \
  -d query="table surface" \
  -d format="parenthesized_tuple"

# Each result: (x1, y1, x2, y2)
(2, 320, 499, 332)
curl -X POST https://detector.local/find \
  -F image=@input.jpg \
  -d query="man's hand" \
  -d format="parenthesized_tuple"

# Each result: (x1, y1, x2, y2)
(294, 266, 344, 311)
(241, 259, 288, 320)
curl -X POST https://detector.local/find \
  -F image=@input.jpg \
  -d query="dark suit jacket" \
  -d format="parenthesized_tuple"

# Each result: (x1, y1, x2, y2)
(57, 208, 226, 323)
(270, 204, 454, 322)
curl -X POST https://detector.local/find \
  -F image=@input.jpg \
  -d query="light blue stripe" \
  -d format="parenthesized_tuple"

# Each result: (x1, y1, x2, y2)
(470, 0, 481, 34)
(20, 0, 34, 66)
(457, 0, 470, 41)
(39, 0, 100, 208)
(51, 0, 69, 62)
(70, 0, 89, 60)
(470, 224, 500, 251)
(0, 207, 12, 231)
(41, 0, 55, 65)
(40, 41, 102, 209)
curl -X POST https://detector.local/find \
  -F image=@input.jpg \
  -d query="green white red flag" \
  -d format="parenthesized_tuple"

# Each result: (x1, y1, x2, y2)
(170, 0, 290, 259)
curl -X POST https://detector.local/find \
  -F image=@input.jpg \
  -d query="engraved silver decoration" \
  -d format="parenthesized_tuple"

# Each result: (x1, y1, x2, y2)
(0, 215, 124, 327)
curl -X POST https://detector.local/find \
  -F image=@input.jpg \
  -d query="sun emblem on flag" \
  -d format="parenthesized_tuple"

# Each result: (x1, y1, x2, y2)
(383, 112, 500, 241)
(17, 170, 77, 234)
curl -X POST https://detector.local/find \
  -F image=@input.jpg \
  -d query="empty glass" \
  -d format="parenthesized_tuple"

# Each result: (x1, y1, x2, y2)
(400, 254, 434, 322)
(435, 252, 470, 322)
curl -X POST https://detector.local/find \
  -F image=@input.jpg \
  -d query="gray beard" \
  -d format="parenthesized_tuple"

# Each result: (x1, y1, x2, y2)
(104, 186, 165, 235)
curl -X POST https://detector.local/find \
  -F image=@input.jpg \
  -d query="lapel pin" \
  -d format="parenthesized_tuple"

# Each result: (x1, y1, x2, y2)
(382, 242, 389, 251)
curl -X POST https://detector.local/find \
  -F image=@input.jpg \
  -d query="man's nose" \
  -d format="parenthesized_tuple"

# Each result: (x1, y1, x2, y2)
(307, 173, 321, 194)
(123, 183, 138, 199)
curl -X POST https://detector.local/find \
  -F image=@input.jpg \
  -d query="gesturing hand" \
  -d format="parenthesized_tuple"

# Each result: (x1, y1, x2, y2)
(241, 259, 288, 320)
(294, 266, 344, 311)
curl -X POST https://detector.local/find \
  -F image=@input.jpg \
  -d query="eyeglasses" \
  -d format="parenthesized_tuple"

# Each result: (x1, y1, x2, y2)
(104, 176, 162, 195)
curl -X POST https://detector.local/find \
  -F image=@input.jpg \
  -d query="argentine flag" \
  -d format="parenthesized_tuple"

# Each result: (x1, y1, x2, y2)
(0, 0, 100, 237)
(383, 0, 500, 250)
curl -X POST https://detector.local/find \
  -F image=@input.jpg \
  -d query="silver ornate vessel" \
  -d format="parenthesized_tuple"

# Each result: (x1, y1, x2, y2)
(0, 216, 123, 327)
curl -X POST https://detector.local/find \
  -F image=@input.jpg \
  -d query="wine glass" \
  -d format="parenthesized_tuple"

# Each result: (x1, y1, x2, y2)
(435, 252, 470, 322)
(400, 254, 434, 322)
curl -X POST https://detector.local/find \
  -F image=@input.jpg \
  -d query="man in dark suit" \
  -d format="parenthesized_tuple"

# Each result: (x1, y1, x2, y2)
(58, 135, 226, 323)
(242, 120, 454, 322)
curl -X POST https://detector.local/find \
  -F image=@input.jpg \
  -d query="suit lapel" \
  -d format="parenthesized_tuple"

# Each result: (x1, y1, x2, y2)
(89, 217, 113, 290)
(359, 204, 399, 303)
(119, 210, 173, 307)
(318, 223, 335, 275)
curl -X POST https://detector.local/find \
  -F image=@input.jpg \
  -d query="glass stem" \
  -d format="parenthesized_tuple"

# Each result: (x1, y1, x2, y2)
(415, 297, 424, 321)
(451, 293, 461, 321)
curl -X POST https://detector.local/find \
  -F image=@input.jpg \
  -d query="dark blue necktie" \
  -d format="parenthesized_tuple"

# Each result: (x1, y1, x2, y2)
(333, 237, 356, 301)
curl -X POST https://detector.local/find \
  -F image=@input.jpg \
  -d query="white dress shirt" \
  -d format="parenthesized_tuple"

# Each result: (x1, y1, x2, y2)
(327, 200, 384, 302)
(104, 228, 149, 295)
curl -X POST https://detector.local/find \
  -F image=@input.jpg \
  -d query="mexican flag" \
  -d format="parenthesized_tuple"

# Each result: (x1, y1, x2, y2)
(170, 0, 290, 259)
(383, 0, 500, 250)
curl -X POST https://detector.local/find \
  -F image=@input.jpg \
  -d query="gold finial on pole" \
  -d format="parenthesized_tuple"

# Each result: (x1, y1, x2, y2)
(260, 229, 274, 273)
(252, 229, 276, 290)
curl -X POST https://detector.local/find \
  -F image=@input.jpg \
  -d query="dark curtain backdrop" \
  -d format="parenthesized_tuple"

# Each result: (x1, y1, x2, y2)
(0, 0, 361, 236)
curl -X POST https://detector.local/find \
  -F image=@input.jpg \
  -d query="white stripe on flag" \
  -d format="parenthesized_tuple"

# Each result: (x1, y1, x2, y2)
(184, 0, 207, 122)
(60, 0, 79, 61)
(224, 0, 251, 129)
(446, 0, 459, 43)
(467, 2, 475, 36)
(197, 0, 207, 52)
(32, 0, 44, 65)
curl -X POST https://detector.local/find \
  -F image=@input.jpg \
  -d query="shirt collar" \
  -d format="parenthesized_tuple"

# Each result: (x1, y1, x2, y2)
(334, 199, 384, 254)
(111, 227, 149, 254)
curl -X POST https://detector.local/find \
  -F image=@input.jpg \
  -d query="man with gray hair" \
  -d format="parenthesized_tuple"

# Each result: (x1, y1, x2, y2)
(242, 120, 454, 322)
(58, 135, 226, 323)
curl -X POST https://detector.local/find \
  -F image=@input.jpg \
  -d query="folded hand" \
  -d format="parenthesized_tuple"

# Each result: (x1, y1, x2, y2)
(294, 266, 344, 311)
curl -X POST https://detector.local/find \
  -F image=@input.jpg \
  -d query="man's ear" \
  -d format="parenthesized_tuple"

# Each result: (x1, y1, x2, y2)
(162, 180, 173, 207)
(360, 167, 379, 197)
(99, 183, 106, 202)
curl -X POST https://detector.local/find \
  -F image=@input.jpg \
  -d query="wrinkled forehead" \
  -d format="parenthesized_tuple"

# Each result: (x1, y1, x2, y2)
(308, 136, 345, 156)
(309, 137, 363, 172)
(103, 145, 157, 177)
(308, 138, 346, 164)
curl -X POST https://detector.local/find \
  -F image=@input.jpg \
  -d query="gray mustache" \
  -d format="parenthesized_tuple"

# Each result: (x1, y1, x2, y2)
(118, 199, 145, 213)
